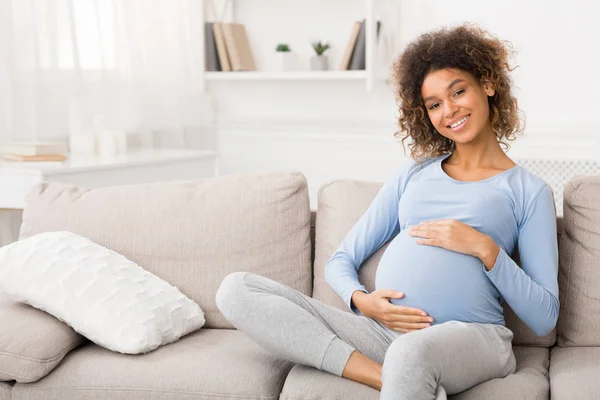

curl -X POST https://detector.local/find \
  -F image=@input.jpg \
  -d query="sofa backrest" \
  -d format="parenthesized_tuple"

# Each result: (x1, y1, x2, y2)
(312, 179, 561, 347)
(557, 175, 600, 346)
(19, 171, 313, 329)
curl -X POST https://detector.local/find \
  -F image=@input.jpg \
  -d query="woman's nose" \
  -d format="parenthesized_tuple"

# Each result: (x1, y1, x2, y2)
(444, 101, 459, 119)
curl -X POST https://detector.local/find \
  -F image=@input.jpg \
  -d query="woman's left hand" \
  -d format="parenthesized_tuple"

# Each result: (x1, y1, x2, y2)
(408, 220, 500, 270)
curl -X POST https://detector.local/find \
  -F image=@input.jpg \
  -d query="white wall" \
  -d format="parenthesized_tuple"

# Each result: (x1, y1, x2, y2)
(207, 0, 600, 208)
(210, 0, 599, 129)
(2, 0, 598, 245)
(396, 0, 597, 137)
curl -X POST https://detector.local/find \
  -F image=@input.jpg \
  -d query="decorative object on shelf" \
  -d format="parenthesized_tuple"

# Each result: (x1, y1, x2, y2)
(96, 130, 128, 159)
(275, 43, 296, 72)
(309, 41, 331, 71)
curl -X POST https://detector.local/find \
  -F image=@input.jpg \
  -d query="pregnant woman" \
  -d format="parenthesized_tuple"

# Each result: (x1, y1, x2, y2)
(216, 24, 559, 400)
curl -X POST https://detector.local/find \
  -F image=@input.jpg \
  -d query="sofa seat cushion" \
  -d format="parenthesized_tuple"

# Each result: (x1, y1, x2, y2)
(279, 346, 549, 400)
(0, 381, 13, 400)
(550, 346, 600, 400)
(0, 296, 85, 383)
(12, 329, 294, 400)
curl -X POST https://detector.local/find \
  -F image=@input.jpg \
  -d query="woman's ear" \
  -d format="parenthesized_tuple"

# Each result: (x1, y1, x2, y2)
(482, 81, 495, 97)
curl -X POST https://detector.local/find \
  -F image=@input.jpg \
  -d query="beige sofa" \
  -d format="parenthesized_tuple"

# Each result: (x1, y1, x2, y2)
(0, 170, 598, 399)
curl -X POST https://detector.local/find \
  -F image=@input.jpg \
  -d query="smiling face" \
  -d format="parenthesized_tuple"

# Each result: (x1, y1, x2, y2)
(421, 68, 496, 146)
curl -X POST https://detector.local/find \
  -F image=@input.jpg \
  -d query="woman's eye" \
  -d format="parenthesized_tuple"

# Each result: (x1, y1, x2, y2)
(453, 89, 465, 97)
(428, 103, 439, 110)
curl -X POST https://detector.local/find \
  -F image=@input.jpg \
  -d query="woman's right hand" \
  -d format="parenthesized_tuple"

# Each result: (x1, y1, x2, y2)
(352, 289, 434, 333)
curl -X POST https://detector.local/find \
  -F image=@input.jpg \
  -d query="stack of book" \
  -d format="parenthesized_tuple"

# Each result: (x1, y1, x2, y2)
(205, 22, 257, 72)
(0, 142, 68, 162)
(339, 19, 381, 71)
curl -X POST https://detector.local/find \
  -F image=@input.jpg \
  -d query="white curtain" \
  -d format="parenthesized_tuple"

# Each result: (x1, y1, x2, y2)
(0, 0, 213, 146)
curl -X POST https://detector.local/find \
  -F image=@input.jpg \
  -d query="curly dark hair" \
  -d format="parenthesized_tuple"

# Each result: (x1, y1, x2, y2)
(391, 23, 524, 161)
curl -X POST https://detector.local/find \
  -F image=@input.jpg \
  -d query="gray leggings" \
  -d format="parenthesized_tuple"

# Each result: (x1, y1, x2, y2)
(216, 272, 516, 400)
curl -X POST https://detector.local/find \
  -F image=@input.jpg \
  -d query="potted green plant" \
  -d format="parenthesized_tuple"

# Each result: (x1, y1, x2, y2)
(310, 41, 331, 71)
(275, 43, 295, 72)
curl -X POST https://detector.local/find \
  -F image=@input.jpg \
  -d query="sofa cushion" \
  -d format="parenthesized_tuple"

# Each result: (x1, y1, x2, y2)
(279, 346, 548, 399)
(0, 231, 205, 355)
(280, 364, 379, 400)
(0, 296, 85, 383)
(556, 175, 600, 346)
(549, 346, 600, 400)
(0, 381, 13, 400)
(313, 179, 558, 346)
(12, 329, 294, 400)
(19, 171, 312, 329)
(450, 346, 549, 399)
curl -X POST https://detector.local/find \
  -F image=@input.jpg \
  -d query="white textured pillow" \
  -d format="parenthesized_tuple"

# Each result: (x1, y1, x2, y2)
(0, 231, 205, 354)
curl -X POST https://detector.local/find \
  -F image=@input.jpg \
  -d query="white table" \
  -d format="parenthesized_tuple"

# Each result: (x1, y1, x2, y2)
(0, 149, 219, 210)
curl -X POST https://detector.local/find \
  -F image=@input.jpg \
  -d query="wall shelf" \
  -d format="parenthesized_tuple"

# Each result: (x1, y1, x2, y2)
(201, 0, 378, 92)
(205, 71, 367, 81)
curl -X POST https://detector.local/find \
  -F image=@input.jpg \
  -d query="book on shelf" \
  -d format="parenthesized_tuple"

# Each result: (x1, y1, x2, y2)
(0, 161, 65, 168)
(338, 21, 361, 71)
(222, 23, 256, 71)
(207, 22, 256, 72)
(212, 22, 231, 71)
(0, 141, 68, 157)
(349, 21, 366, 70)
(339, 21, 363, 70)
(205, 22, 222, 72)
(341, 19, 382, 71)
(1, 154, 67, 162)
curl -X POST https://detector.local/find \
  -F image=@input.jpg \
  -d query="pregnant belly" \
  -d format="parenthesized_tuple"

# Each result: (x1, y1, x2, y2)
(375, 230, 503, 325)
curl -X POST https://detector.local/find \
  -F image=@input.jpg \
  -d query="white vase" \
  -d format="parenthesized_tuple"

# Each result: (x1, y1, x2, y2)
(69, 134, 96, 158)
(276, 52, 296, 72)
(96, 130, 128, 159)
(309, 55, 329, 71)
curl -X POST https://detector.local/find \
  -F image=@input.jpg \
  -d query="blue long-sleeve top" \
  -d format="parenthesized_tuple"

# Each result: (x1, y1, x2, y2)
(325, 153, 559, 336)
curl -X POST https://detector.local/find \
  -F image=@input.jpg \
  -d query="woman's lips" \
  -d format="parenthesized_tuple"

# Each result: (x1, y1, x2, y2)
(448, 114, 471, 131)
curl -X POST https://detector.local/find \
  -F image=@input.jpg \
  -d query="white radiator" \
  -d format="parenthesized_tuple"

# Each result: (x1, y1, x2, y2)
(516, 159, 600, 216)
